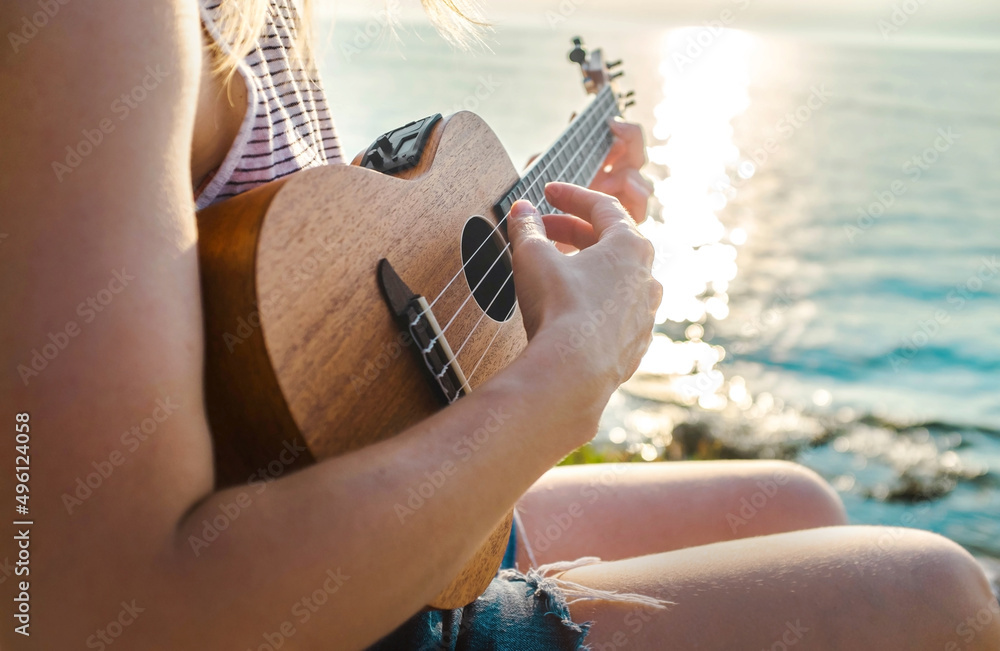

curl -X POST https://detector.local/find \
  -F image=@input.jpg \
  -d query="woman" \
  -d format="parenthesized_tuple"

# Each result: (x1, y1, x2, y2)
(1, 0, 996, 648)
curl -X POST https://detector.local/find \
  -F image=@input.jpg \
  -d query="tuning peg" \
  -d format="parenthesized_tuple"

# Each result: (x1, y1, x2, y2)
(609, 71, 625, 81)
(569, 37, 587, 65)
(618, 90, 635, 99)
(607, 59, 623, 69)
(624, 100, 636, 109)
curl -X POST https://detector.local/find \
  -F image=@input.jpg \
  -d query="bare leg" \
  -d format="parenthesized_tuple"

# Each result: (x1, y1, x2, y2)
(561, 526, 1000, 650)
(515, 461, 847, 566)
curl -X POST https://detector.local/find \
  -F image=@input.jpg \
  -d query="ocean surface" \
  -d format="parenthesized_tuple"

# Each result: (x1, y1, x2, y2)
(317, 16, 1000, 559)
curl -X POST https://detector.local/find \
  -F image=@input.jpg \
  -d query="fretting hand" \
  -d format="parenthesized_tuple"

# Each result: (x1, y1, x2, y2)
(588, 117, 654, 224)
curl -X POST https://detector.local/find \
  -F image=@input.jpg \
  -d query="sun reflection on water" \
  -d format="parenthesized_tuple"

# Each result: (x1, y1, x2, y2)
(635, 28, 757, 406)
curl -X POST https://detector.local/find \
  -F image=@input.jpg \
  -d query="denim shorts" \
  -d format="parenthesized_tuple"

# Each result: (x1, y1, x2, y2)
(367, 519, 592, 650)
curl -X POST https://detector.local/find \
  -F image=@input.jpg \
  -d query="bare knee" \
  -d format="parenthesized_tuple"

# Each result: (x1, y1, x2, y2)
(780, 462, 847, 527)
(886, 529, 1000, 649)
(917, 532, 1000, 649)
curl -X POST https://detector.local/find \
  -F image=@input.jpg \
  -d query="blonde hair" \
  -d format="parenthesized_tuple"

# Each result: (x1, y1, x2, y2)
(207, 0, 487, 78)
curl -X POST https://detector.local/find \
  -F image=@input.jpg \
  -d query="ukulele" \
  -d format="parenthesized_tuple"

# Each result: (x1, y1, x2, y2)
(196, 37, 632, 609)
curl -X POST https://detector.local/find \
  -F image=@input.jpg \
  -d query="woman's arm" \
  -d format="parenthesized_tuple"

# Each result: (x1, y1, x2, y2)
(0, 2, 659, 649)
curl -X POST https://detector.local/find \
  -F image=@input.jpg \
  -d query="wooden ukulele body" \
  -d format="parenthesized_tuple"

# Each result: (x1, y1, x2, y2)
(197, 111, 527, 609)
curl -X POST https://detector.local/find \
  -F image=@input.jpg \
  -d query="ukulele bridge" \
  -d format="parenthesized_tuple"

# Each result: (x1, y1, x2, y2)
(378, 259, 470, 405)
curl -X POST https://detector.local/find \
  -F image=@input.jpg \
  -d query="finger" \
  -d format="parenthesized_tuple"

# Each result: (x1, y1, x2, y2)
(543, 182, 633, 236)
(631, 168, 655, 195)
(589, 168, 653, 223)
(587, 169, 653, 223)
(589, 167, 652, 197)
(507, 200, 553, 253)
(543, 182, 632, 237)
(608, 118, 647, 170)
(541, 214, 598, 250)
(598, 136, 628, 173)
(587, 174, 633, 218)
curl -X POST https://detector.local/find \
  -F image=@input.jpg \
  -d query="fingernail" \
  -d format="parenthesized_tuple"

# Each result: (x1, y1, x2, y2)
(544, 182, 561, 197)
(609, 117, 627, 131)
(510, 200, 537, 218)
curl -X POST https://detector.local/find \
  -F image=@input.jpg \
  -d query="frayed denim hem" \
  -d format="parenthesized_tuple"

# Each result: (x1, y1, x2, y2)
(368, 513, 670, 650)
(368, 567, 595, 650)
(368, 562, 671, 650)
(493, 567, 594, 650)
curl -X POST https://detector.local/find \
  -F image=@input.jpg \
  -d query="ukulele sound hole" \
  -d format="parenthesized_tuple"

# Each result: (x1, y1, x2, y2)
(461, 216, 516, 322)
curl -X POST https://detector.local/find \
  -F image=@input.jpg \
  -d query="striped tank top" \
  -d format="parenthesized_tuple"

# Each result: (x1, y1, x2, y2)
(196, 0, 343, 209)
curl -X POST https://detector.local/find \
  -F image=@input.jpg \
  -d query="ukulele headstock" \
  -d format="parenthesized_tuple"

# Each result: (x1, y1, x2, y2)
(568, 36, 635, 113)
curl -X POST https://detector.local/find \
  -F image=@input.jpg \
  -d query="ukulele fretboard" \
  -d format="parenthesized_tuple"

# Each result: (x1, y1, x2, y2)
(494, 85, 620, 222)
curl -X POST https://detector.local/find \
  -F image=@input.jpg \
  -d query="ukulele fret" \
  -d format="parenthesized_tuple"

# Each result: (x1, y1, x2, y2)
(493, 85, 620, 227)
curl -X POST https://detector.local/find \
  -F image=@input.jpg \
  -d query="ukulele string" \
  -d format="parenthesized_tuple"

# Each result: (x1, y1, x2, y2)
(445, 265, 515, 366)
(464, 302, 517, 387)
(445, 135, 611, 387)
(423, 237, 512, 355)
(410, 87, 619, 328)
